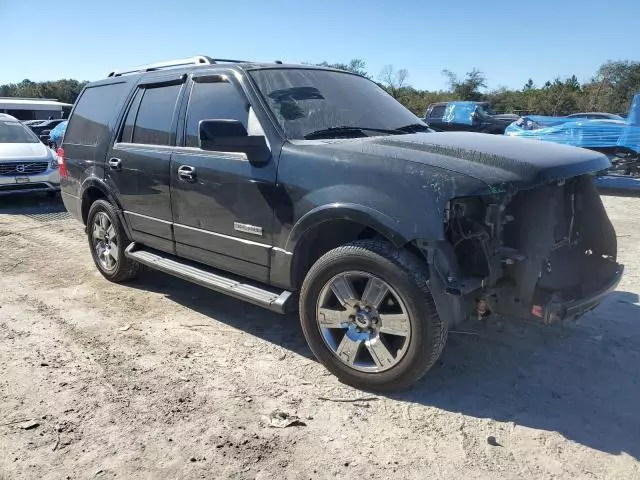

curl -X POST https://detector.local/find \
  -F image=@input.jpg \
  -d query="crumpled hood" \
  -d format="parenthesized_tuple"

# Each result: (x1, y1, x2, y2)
(305, 132, 611, 188)
(0, 142, 51, 161)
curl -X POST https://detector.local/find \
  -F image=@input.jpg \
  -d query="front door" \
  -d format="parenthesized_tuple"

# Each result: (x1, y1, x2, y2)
(106, 77, 185, 253)
(170, 74, 278, 283)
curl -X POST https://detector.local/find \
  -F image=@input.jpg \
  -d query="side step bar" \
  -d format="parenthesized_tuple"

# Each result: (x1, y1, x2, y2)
(125, 243, 294, 314)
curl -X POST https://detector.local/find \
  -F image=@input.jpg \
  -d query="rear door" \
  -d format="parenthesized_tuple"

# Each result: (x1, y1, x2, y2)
(170, 73, 278, 283)
(106, 76, 186, 253)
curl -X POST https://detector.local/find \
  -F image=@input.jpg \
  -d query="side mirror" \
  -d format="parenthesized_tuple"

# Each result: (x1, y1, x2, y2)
(199, 119, 270, 164)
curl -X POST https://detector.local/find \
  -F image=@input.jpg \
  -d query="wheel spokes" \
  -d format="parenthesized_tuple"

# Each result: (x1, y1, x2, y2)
(379, 313, 410, 337)
(318, 307, 351, 328)
(335, 333, 361, 366)
(317, 270, 412, 373)
(366, 338, 396, 368)
(93, 222, 106, 240)
(109, 244, 119, 262)
(99, 214, 109, 232)
(330, 274, 358, 308)
(361, 277, 389, 309)
(106, 225, 116, 242)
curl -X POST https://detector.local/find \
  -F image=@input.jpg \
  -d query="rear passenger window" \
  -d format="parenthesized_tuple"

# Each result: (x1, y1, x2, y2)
(131, 84, 182, 146)
(119, 89, 143, 143)
(185, 79, 248, 148)
(428, 105, 446, 119)
(65, 82, 129, 146)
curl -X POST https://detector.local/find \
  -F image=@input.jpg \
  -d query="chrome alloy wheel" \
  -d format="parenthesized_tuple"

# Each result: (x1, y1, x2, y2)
(316, 271, 411, 372)
(92, 212, 119, 272)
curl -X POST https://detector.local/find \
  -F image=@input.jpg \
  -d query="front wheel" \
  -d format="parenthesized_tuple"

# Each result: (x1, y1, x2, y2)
(299, 240, 447, 392)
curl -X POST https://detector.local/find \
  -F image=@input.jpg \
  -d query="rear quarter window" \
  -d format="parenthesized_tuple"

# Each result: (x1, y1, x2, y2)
(64, 82, 129, 146)
(428, 105, 446, 119)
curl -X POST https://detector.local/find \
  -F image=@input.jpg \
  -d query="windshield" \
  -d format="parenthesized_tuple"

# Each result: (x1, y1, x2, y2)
(477, 104, 495, 116)
(0, 120, 40, 143)
(249, 68, 424, 140)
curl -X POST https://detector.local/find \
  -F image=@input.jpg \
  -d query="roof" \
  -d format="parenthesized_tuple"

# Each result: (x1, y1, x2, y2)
(100, 55, 350, 81)
(0, 98, 73, 108)
(0, 113, 19, 121)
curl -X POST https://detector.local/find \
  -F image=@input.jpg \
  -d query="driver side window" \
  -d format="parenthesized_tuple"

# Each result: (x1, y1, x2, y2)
(185, 78, 249, 148)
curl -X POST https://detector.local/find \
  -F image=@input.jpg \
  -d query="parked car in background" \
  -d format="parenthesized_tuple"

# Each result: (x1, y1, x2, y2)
(0, 113, 60, 195)
(22, 119, 46, 126)
(28, 118, 67, 142)
(505, 93, 640, 176)
(566, 112, 624, 120)
(61, 56, 622, 391)
(424, 101, 519, 134)
(48, 120, 67, 149)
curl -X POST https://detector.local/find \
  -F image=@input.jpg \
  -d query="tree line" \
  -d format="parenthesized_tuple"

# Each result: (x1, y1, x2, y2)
(1, 59, 639, 118)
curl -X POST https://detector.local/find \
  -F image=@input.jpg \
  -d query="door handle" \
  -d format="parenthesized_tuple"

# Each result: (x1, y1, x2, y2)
(177, 165, 196, 182)
(108, 158, 122, 171)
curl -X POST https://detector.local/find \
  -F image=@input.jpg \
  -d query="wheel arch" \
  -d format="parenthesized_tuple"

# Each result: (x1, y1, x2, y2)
(79, 178, 131, 238)
(287, 204, 416, 290)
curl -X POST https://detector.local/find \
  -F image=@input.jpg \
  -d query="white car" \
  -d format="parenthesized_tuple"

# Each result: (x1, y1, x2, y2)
(0, 113, 60, 195)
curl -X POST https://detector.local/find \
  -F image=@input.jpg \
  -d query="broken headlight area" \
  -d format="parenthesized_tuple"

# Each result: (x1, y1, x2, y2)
(441, 175, 623, 323)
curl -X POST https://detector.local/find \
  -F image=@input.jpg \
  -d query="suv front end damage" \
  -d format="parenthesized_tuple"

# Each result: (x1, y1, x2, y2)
(427, 174, 623, 325)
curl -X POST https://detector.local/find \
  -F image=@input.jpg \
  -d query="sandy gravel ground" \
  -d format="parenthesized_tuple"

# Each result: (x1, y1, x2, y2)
(0, 194, 639, 480)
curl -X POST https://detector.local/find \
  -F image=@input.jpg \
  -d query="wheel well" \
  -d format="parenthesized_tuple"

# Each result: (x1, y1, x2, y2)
(291, 219, 418, 289)
(81, 186, 107, 225)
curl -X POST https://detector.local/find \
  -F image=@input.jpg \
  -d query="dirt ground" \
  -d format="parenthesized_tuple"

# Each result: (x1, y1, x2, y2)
(0, 194, 639, 480)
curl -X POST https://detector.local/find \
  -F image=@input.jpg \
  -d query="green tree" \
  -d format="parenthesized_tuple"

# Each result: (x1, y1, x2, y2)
(378, 65, 409, 99)
(315, 59, 369, 77)
(442, 68, 487, 101)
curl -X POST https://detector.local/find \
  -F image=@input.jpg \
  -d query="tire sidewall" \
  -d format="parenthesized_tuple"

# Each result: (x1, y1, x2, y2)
(86, 199, 128, 280)
(300, 246, 440, 390)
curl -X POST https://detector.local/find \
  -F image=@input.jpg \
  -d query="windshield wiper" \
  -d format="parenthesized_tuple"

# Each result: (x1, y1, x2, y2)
(394, 123, 430, 133)
(304, 126, 402, 140)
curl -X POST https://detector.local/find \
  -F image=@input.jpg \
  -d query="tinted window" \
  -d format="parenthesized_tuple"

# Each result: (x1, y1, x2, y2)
(119, 89, 144, 143)
(132, 84, 181, 146)
(428, 105, 446, 118)
(0, 120, 39, 143)
(65, 82, 128, 146)
(185, 79, 248, 147)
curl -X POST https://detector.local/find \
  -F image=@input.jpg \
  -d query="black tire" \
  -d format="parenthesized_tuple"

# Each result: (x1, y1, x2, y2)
(299, 240, 447, 392)
(86, 199, 140, 282)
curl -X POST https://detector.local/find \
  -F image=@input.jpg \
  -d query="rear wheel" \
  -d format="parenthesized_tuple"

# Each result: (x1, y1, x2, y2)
(87, 199, 139, 282)
(299, 240, 447, 391)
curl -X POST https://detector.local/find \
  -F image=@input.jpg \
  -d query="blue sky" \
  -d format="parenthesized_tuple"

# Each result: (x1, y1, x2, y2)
(1, 0, 638, 91)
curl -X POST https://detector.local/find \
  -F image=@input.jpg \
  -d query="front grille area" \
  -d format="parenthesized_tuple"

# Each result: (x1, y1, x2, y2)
(0, 182, 50, 191)
(0, 162, 49, 176)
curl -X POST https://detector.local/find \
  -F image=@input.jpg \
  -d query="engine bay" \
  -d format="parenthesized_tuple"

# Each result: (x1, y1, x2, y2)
(443, 175, 621, 323)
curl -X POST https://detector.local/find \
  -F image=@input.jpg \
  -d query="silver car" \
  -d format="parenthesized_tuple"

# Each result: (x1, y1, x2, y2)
(0, 113, 60, 195)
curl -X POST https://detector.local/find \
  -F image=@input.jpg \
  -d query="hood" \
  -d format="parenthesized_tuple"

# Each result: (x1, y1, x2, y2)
(0, 142, 51, 161)
(302, 132, 611, 189)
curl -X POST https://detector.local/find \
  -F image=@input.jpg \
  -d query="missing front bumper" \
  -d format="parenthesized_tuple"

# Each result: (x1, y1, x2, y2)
(534, 263, 624, 323)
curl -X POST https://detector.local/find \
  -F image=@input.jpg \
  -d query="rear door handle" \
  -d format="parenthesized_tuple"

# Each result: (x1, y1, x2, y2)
(108, 158, 122, 171)
(178, 165, 196, 182)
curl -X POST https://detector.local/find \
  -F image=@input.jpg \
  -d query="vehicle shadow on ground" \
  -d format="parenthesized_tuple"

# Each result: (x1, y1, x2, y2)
(131, 268, 312, 357)
(0, 194, 65, 216)
(395, 290, 640, 459)
(131, 268, 640, 459)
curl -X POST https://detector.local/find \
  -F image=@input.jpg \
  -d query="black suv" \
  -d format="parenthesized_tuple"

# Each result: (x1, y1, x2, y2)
(60, 56, 623, 391)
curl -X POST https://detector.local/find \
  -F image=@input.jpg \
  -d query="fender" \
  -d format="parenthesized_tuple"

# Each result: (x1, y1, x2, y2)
(284, 202, 409, 253)
(79, 176, 133, 239)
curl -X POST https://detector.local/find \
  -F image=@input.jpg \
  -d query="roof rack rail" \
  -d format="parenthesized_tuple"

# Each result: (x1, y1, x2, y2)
(107, 56, 251, 77)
